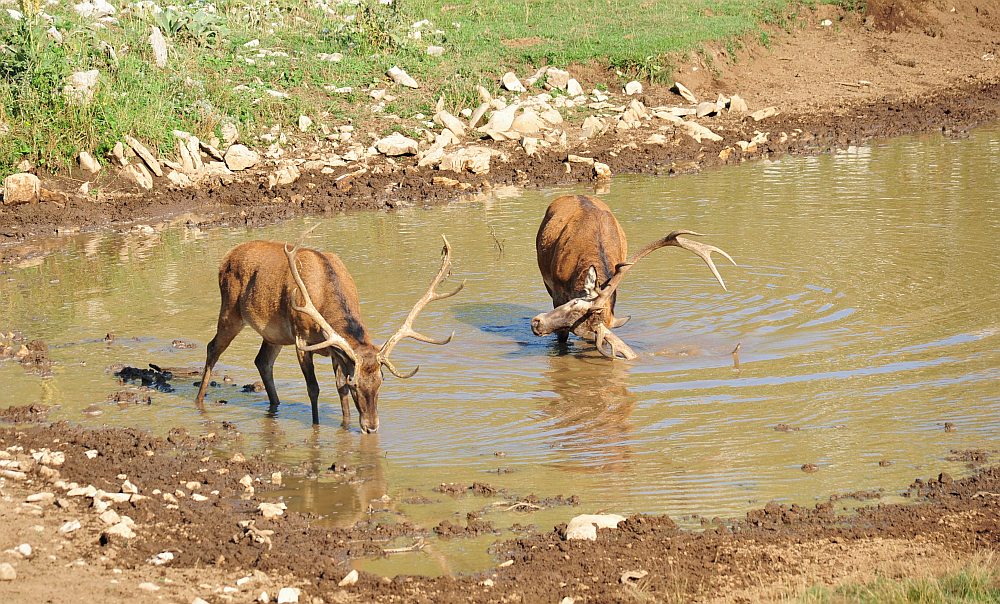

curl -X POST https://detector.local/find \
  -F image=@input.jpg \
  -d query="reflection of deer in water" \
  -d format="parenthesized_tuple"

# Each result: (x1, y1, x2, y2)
(532, 195, 735, 359)
(260, 419, 388, 529)
(539, 355, 637, 473)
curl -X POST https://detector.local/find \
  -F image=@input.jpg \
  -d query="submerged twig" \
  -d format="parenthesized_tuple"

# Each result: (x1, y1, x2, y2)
(488, 225, 505, 255)
(383, 539, 426, 554)
(731, 342, 741, 371)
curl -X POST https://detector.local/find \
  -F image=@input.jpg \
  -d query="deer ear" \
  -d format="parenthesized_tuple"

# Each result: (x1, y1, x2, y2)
(584, 266, 599, 298)
(612, 315, 631, 328)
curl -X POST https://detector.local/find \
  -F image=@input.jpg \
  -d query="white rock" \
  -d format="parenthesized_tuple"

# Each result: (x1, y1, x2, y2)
(149, 26, 167, 68)
(676, 120, 723, 143)
(820, 18, 833, 27)
(74, 0, 115, 19)
(594, 162, 612, 180)
(338, 569, 359, 587)
(564, 514, 627, 541)
(220, 122, 239, 146)
(750, 106, 780, 121)
(696, 101, 719, 117)
(316, 52, 342, 62)
(122, 164, 153, 191)
(99, 509, 121, 526)
(673, 81, 698, 103)
(224, 145, 259, 171)
(2, 174, 40, 205)
(479, 103, 519, 134)
(121, 480, 138, 495)
(26, 492, 55, 503)
(387, 66, 419, 89)
(105, 521, 136, 539)
(439, 146, 505, 175)
(192, 599, 210, 604)
(565, 78, 584, 97)
(426, 45, 444, 56)
(297, 115, 312, 132)
(267, 165, 300, 188)
(434, 110, 466, 138)
(728, 94, 749, 113)
(580, 116, 606, 139)
(167, 170, 193, 188)
(258, 592, 270, 603)
(138, 582, 160, 592)
(58, 520, 81, 534)
(510, 109, 546, 134)
(545, 67, 570, 90)
(258, 502, 286, 519)
(468, 103, 491, 129)
(0, 563, 15, 581)
(501, 72, 526, 93)
(624, 81, 643, 95)
(271, 472, 283, 485)
(476, 85, 492, 103)
(147, 551, 174, 566)
(276, 587, 300, 603)
(63, 69, 100, 104)
(78, 152, 101, 174)
(124, 135, 163, 176)
(521, 136, 539, 157)
(191, 493, 209, 502)
(15, 544, 32, 559)
(374, 133, 419, 156)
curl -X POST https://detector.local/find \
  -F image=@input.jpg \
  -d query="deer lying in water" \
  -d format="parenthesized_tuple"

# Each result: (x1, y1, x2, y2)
(195, 231, 463, 433)
(532, 195, 734, 360)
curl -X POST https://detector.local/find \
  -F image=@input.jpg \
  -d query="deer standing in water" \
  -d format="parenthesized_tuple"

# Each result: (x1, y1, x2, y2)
(195, 231, 463, 433)
(532, 195, 734, 359)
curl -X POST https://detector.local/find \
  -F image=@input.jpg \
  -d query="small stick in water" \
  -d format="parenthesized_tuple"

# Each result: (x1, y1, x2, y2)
(731, 342, 742, 371)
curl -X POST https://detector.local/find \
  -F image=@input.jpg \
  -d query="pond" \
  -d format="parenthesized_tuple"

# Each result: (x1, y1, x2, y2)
(1, 126, 998, 576)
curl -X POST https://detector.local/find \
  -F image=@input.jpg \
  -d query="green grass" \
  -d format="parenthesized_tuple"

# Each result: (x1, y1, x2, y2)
(0, 0, 858, 176)
(796, 556, 1000, 603)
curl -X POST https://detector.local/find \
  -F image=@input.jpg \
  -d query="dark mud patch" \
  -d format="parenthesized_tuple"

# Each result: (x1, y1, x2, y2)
(433, 513, 498, 539)
(112, 364, 176, 392)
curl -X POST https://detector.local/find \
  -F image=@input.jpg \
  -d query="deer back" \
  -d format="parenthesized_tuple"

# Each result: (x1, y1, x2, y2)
(220, 241, 371, 350)
(536, 195, 628, 315)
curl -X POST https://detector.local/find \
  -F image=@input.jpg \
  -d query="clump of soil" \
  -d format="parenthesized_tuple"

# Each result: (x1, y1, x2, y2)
(433, 513, 497, 538)
(113, 364, 175, 392)
(108, 390, 153, 406)
(946, 449, 994, 466)
(0, 403, 50, 422)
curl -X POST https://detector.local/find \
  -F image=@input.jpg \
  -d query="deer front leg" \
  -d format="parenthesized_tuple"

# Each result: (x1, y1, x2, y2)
(334, 362, 351, 429)
(296, 348, 321, 425)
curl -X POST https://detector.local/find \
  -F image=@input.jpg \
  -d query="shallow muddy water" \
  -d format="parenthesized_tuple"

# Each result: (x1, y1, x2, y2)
(2, 126, 999, 576)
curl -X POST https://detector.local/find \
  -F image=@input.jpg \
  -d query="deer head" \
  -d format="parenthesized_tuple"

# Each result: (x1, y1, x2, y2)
(532, 230, 735, 360)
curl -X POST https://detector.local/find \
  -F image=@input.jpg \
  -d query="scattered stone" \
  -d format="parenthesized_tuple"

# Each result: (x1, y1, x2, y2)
(26, 492, 55, 503)
(224, 145, 260, 171)
(676, 120, 723, 143)
(338, 569, 359, 587)
(271, 472, 282, 485)
(297, 115, 312, 132)
(122, 164, 154, 191)
(104, 521, 137, 539)
(58, 520, 81, 534)
(565, 78, 584, 97)
(564, 514, 626, 541)
(749, 106, 780, 121)
(0, 563, 15, 581)
(593, 162, 612, 180)
(439, 146, 504, 175)
(258, 502, 286, 519)
(479, 104, 519, 134)
(14, 544, 32, 559)
(729, 94, 749, 113)
(220, 122, 239, 146)
(545, 67, 570, 90)
(99, 509, 121, 526)
(620, 570, 648, 584)
(580, 116, 606, 139)
(78, 151, 101, 174)
(426, 45, 444, 56)
(138, 582, 160, 592)
(2, 173, 40, 205)
(696, 101, 719, 117)
(276, 587, 300, 603)
(375, 133, 419, 156)
(111, 141, 128, 166)
(147, 551, 175, 566)
(387, 66, 419, 89)
(124, 135, 163, 177)
(316, 52, 342, 62)
(501, 72, 526, 93)
(149, 26, 168, 68)
(624, 81, 643, 95)
(672, 81, 697, 103)
(64, 70, 100, 105)
(521, 136, 539, 156)
(434, 110, 466, 138)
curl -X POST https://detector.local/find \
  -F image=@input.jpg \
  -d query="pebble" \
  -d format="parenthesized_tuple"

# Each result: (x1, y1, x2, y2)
(0, 562, 16, 581)
(191, 493, 209, 502)
(338, 569, 359, 587)
(121, 481, 138, 494)
(15, 543, 33, 558)
(99, 509, 121, 526)
(258, 592, 270, 603)
(276, 587, 300, 603)
(258, 502, 286, 519)
(192, 598, 210, 604)
(26, 492, 55, 503)
(138, 582, 160, 592)
(58, 520, 81, 534)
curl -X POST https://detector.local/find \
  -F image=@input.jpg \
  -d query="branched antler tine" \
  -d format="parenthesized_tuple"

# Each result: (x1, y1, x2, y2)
(381, 357, 419, 379)
(673, 236, 737, 292)
(283, 239, 358, 364)
(595, 324, 637, 360)
(378, 235, 461, 375)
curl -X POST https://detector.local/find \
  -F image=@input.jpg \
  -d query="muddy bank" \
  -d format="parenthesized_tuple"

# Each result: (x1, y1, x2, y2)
(1, 410, 997, 603)
(2, 1, 1000, 257)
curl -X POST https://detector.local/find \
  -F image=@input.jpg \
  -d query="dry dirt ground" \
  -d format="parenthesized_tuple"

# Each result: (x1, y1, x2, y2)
(2, 2, 1000, 603)
(2, 1, 1000, 260)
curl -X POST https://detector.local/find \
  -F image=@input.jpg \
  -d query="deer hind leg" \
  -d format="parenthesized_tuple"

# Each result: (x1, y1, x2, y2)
(195, 314, 244, 405)
(334, 362, 351, 428)
(255, 341, 283, 412)
(295, 348, 321, 425)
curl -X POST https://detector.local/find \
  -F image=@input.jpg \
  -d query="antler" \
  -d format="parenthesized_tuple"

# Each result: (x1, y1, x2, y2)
(594, 323, 638, 360)
(377, 235, 465, 378)
(284, 229, 358, 367)
(594, 230, 736, 306)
